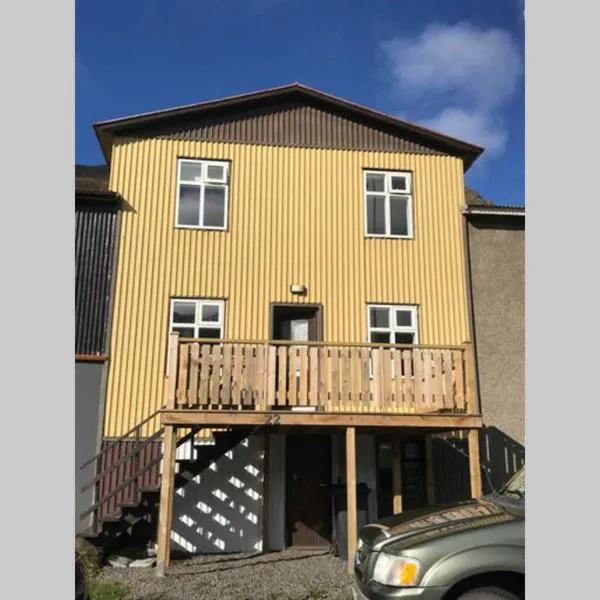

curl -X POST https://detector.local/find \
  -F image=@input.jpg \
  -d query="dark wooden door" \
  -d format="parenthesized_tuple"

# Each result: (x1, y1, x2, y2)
(402, 440, 426, 510)
(375, 436, 427, 516)
(286, 435, 332, 547)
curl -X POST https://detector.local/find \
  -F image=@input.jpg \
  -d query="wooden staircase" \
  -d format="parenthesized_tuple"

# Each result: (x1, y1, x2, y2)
(78, 410, 251, 556)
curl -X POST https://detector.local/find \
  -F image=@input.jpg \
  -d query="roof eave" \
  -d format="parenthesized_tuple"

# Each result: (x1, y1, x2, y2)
(75, 188, 121, 202)
(462, 205, 525, 218)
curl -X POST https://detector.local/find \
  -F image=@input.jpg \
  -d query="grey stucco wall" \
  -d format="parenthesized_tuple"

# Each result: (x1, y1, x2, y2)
(467, 215, 525, 491)
(75, 361, 105, 534)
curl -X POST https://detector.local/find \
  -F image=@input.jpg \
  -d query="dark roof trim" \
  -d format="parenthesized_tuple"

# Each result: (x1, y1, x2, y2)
(462, 204, 525, 217)
(75, 188, 121, 203)
(75, 164, 121, 201)
(94, 83, 484, 169)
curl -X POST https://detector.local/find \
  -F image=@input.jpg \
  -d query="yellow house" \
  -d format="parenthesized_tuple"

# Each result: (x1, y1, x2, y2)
(79, 83, 484, 572)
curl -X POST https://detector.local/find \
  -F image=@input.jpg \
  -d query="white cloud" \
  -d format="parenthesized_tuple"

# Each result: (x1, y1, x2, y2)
(380, 22, 522, 157)
(422, 108, 507, 157)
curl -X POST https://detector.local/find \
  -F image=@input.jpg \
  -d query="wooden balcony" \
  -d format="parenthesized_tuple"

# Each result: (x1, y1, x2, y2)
(155, 333, 484, 573)
(161, 333, 481, 429)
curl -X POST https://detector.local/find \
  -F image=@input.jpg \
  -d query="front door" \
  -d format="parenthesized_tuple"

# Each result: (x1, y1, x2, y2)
(271, 304, 322, 342)
(285, 434, 332, 547)
(271, 304, 322, 404)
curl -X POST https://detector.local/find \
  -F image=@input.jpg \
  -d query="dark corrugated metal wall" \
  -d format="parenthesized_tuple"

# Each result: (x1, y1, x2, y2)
(75, 201, 119, 355)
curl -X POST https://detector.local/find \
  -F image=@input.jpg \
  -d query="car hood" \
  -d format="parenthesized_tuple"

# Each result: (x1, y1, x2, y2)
(360, 497, 523, 550)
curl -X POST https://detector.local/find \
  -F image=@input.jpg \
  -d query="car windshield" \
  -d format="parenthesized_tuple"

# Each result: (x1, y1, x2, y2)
(498, 465, 525, 498)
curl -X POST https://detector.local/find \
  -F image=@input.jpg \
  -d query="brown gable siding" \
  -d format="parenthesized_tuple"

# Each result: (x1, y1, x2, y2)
(116, 101, 445, 155)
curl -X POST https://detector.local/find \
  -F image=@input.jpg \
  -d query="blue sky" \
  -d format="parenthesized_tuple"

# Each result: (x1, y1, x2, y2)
(76, 0, 524, 205)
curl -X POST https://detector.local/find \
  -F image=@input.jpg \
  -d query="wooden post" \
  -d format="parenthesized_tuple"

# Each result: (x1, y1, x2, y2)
(468, 429, 482, 499)
(261, 432, 270, 553)
(155, 332, 179, 577)
(463, 341, 478, 414)
(155, 426, 177, 576)
(166, 332, 180, 402)
(346, 427, 357, 574)
(424, 435, 436, 505)
(391, 436, 403, 514)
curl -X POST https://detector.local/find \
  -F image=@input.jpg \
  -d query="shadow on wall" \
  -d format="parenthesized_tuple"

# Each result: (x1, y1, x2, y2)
(480, 426, 525, 493)
(433, 427, 525, 503)
(171, 436, 264, 554)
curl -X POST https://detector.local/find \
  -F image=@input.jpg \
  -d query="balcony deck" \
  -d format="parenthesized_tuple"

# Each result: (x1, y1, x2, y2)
(161, 334, 482, 429)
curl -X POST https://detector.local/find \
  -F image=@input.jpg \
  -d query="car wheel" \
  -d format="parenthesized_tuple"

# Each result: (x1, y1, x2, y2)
(457, 587, 521, 600)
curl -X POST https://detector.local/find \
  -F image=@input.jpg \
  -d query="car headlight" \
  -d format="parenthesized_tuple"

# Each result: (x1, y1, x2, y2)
(372, 552, 422, 587)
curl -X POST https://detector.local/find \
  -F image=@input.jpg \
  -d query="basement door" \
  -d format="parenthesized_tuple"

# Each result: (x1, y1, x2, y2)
(285, 434, 332, 547)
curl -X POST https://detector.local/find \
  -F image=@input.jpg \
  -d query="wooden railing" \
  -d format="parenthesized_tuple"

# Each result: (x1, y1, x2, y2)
(166, 333, 477, 415)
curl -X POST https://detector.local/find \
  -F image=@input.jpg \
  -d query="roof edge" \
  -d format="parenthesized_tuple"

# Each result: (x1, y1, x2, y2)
(75, 188, 121, 202)
(462, 205, 525, 217)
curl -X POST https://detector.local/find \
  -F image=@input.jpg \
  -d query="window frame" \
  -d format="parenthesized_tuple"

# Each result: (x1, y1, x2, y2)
(366, 303, 420, 380)
(169, 298, 226, 340)
(367, 304, 420, 346)
(363, 169, 414, 239)
(175, 158, 230, 231)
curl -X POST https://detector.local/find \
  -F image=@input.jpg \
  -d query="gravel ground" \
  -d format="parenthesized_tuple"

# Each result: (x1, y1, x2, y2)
(100, 549, 354, 600)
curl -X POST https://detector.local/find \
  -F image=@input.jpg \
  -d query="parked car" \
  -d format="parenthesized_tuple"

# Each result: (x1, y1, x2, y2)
(75, 554, 88, 600)
(353, 466, 525, 600)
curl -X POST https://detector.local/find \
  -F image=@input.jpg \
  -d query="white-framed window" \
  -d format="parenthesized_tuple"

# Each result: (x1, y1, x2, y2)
(169, 298, 225, 339)
(176, 158, 229, 230)
(367, 304, 419, 345)
(364, 170, 413, 238)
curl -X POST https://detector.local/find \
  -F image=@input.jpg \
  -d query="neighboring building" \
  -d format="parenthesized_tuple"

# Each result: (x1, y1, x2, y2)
(75, 166, 123, 534)
(77, 83, 486, 569)
(463, 201, 525, 492)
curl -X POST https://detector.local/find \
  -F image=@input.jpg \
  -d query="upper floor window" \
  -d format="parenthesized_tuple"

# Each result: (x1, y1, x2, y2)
(368, 304, 419, 345)
(176, 159, 229, 230)
(170, 298, 225, 339)
(364, 170, 413, 238)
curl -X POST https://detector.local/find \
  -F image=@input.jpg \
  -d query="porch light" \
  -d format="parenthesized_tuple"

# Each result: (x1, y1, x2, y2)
(290, 284, 307, 295)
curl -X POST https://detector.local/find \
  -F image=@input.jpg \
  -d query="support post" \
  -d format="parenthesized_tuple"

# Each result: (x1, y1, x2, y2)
(424, 435, 436, 505)
(463, 341, 478, 414)
(391, 436, 403, 514)
(346, 426, 357, 574)
(261, 432, 270, 553)
(155, 425, 177, 575)
(155, 331, 179, 577)
(468, 429, 482, 499)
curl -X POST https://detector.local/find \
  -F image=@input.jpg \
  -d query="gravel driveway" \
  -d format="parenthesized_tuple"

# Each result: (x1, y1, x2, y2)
(100, 549, 354, 600)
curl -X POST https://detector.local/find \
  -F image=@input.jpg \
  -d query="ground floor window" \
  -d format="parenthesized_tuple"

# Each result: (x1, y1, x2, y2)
(169, 298, 225, 339)
(367, 304, 419, 345)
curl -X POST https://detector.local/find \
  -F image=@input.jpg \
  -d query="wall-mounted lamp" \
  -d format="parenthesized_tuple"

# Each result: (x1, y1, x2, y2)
(290, 283, 307, 295)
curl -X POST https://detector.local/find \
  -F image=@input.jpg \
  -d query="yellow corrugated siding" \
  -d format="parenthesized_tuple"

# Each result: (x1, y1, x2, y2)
(105, 138, 469, 436)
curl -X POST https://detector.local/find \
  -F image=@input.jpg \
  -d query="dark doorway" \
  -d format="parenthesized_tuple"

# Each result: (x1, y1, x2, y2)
(402, 440, 427, 510)
(376, 436, 427, 518)
(271, 304, 323, 342)
(285, 434, 332, 547)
